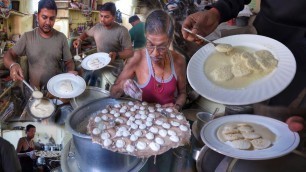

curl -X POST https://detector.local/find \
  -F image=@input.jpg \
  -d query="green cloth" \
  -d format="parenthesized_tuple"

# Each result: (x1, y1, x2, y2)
(129, 22, 146, 49)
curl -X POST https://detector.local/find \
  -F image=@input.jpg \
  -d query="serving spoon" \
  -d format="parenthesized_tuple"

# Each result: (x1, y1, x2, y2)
(183, 28, 233, 52)
(22, 79, 34, 92)
(74, 48, 82, 62)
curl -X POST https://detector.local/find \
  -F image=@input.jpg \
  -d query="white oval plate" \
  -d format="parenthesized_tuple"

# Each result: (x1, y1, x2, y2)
(81, 52, 111, 70)
(187, 34, 296, 105)
(201, 114, 300, 160)
(47, 73, 86, 98)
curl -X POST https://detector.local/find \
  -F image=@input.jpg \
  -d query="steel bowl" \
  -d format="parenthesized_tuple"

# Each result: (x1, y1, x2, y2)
(27, 97, 56, 120)
(66, 97, 147, 172)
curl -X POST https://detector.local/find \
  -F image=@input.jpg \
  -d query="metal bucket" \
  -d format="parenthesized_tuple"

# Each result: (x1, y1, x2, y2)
(66, 97, 147, 172)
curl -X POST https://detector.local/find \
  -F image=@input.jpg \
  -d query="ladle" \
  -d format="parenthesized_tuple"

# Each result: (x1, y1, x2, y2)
(22, 80, 43, 99)
(74, 47, 81, 61)
(22, 79, 34, 92)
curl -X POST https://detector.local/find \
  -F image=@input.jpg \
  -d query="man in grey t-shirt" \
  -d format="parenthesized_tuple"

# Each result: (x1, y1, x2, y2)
(73, 2, 133, 86)
(4, 0, 76, 91)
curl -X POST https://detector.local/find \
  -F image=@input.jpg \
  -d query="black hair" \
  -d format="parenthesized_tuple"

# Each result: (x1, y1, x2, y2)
(26, 124, 36, 132)
(145, 10, 174, 40)
(99, 2, 116, 16)
(38, 0, 57, 14)
(129, 15, 140, 23)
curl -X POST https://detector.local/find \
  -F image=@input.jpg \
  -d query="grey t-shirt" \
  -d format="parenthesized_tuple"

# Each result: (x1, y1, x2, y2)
(13, 28, 72, 88)
(86, 22, 132, 69)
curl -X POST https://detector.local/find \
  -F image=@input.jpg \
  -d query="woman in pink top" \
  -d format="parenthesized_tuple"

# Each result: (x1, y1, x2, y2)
(111, 9, 187, 110)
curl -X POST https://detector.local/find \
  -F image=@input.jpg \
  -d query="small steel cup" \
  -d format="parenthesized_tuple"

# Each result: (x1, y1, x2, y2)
(196, 112, 212, 131)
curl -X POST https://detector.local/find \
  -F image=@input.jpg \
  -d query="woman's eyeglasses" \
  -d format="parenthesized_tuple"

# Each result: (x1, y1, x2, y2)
(146, 44, 169, 53)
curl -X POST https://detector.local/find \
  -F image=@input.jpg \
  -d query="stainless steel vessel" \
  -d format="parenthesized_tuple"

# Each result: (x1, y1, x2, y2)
(195, 145, 306, 172)
(66, 97, 147, 172)
(70, 86, 110, 109)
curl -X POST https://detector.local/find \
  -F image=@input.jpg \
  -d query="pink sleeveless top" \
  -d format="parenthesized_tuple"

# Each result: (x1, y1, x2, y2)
(138, 50, 177, 105)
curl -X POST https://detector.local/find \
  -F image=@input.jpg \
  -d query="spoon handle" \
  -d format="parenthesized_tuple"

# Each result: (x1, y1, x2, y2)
(22, 80, 34, 92)
(211, 107, 220, 120)
(183, 28, 217, 46)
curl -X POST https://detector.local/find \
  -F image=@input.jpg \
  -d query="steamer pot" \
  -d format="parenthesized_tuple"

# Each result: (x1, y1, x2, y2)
(70, 86, 109, 109)
(66, 97, 147, 172)
(215, 151, 306, 172)
(195, 145, 225, 172)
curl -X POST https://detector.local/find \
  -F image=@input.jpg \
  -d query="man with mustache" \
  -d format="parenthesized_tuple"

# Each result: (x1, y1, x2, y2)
(111, 10, 187, 111)
(3, 0, 76, 94)
(73, 2, 133, 86)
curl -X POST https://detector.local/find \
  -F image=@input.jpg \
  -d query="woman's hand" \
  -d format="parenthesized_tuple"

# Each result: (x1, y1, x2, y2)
(123, 79, 142, 101)
(26, 151, 36, 159)
(162, 103, 175, 108)
(286, 116, 304, 132)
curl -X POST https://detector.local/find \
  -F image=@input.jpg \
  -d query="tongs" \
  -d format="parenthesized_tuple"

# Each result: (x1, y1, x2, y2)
(183, 28, 218, 46)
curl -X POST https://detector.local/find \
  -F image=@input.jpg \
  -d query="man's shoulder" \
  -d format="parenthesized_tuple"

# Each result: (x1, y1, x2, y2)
(113, 23, 128, 31)
(53, 29, 68, 39)
(22, 28, 37, 37)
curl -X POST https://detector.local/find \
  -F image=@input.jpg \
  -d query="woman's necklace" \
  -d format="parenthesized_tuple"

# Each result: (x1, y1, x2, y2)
(25, 138, 33, 149)
(151, 58, 166, 93)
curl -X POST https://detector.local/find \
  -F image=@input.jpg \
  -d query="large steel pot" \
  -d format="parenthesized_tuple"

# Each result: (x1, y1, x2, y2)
(195, 145, 225, 172)
(66, 97, 147, 172)
(70, 86, 110, 109)
(195, 145, 306, 172)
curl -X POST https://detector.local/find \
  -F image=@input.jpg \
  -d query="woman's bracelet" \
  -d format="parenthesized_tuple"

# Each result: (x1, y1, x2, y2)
(9, 62, 19, 70)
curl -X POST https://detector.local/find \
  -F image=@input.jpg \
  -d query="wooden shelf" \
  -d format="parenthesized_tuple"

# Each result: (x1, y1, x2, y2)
(0, 10, 28, 18)
(68, 8, 99, 13)
(9, 10, 28, 17)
